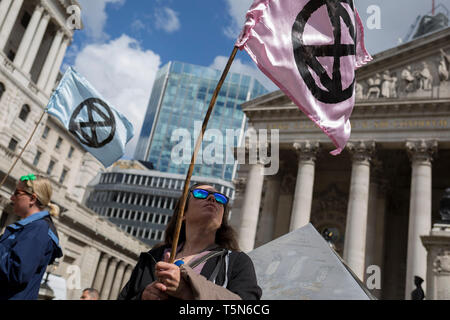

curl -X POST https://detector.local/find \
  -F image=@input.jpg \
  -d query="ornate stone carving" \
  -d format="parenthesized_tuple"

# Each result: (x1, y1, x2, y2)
(438, 49, 450, 82)
(366, 73, 381, 98)
(293, 141, 319, 163)
(401, 62, 433, 93)
(346, 141, 375, 163)
(355, 82, 364, 100)
(433, 251, 450, 274)
(401, 65, 416, 92)
(406, 139, 438, 163)
(380, 70, 398, 98)
(419, 62, 433, 90)
(364, 70, 399, 99)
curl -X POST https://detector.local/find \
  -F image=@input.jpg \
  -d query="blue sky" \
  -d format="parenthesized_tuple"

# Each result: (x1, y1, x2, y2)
(64, 0, 448, 158)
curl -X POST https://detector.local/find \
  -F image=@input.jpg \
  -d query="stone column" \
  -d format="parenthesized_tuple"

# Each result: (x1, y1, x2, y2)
(13, 5, 44, 67)
(44, 37, 70, 93)
(92, 253, 110, 292)
(238, 162, 265, 252)
(364, 159, 387, 298)
(36, 30, 63, 89)
(255, 174, 281, 247)
(405, 140, 437, 299)
(101, 258, 119, 300)
(120, 265, 133, 292)
(343, 141, 375, 280)
(289, 141, 319, 231)
(108, 261, 126, 300)
(0, 0, 13, 28)
(22, 12, 50, 74)
(0, 0, 24, 50)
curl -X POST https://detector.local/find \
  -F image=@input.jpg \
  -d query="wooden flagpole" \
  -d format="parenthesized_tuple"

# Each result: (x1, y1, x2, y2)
(0, 108, 47, 189)
(169, 46, 238, 263)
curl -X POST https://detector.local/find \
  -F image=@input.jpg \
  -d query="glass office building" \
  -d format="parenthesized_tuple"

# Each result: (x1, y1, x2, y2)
(135, 61, 268, 181)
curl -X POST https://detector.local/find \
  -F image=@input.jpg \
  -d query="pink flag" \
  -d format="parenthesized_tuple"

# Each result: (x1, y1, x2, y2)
(236, 0, 372, 155)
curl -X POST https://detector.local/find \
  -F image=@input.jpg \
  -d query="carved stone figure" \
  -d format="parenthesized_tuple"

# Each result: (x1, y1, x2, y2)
(438, 49, 450, 82)
(434, 253, 450, 274)
(355, 82, 364, 100)
(390, 75, 398, 98)
(417, 62, 433, 90)
(366, 73, 381, 99)
(380, 70, 398, 98)
(401, 65, 417, 92)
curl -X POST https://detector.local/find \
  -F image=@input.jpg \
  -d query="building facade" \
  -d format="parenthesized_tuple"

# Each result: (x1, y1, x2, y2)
(231, 27, 450, 300)
(134, 61, 268, 181)
(0, 0, 150, 300)
(85, 160, 235, 247)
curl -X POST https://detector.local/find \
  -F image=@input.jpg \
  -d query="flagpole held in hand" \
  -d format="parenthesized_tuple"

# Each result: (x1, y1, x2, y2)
(169, 46, 238, 264)
(0, 108, 47, 189)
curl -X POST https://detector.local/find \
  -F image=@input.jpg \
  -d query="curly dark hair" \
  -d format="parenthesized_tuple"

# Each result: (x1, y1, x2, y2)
(162, 182, 240, 251)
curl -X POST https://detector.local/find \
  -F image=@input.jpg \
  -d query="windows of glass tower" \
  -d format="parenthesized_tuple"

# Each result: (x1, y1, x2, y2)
(143, 61, 268, 181)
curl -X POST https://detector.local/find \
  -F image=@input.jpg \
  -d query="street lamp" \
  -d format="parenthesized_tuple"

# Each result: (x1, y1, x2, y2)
(38, 271, 55, 300)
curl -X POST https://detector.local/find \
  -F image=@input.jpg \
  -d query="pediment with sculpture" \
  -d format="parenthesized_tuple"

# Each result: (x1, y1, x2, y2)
(356, 49, 450, 100)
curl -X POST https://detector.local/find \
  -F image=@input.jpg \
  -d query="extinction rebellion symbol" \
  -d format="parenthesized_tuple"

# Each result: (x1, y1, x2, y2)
(69, 98, 116, 148)
(292, 0, 357, 104)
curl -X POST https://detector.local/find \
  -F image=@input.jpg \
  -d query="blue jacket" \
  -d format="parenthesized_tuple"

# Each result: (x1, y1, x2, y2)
(0, 211, 63, 300)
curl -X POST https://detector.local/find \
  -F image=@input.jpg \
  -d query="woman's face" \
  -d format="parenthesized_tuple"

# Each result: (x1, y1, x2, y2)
(10, 181, 35, 218)
(184, 185, 225, 231)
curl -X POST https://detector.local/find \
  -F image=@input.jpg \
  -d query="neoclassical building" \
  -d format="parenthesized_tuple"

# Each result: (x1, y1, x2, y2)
(0, 0, 150, 300)
(231, 27, 450, 300)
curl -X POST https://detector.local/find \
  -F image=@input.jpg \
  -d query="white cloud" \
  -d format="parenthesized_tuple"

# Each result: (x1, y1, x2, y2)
(131, 19, 146, 32)
(154, 7, 181, 33)
(209, 55, 277, 92)
(77, 0, 125, 41)
(223, 0, 252, 39)
(74, 35, 161, 158)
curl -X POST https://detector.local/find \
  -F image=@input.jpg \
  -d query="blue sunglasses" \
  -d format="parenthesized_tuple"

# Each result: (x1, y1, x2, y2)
(191, 188, 229, 205)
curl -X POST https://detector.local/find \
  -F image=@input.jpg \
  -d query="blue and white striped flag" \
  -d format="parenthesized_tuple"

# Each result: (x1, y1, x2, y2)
(46, 67, 134, 167)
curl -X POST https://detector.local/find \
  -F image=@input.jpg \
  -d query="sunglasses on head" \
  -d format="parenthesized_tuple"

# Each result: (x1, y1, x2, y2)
(13, 189, 31, 197)
(191, 188, 229, 205)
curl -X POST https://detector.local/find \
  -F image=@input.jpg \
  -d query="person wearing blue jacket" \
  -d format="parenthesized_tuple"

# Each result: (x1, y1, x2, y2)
(0, 174, 63, 300)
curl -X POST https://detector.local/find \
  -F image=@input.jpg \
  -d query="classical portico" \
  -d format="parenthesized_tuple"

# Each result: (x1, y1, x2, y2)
(231, 27, 450, 299)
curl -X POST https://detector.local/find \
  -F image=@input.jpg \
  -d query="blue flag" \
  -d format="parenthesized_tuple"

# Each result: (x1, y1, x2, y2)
(46, 67, 134, 167)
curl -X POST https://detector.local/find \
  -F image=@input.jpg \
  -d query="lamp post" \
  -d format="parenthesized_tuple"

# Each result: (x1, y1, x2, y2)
(38, 272, 55, 300)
